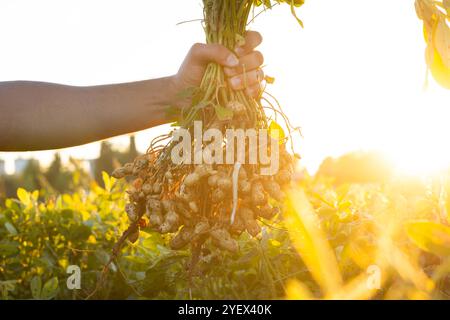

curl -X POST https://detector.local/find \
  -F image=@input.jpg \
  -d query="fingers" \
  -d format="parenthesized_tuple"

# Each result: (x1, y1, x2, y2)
(228, 68, 264, 91)
(223, 31, 264, 96)
(245, 83, 263, 99)
(223, 51, 264, 77)
(189, 43, 239, 68)
(235, 31, 263, 57)
(187, 33, 265, 98)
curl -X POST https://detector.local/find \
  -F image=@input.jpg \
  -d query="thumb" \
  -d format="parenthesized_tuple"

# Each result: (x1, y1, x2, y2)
(189, 43, 239, 68)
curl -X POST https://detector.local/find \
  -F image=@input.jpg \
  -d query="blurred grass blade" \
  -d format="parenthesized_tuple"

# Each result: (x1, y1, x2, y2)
(405, 220, 450, 257)
(326, 272, 382, 300)
(285, 279, 314, 300)
(387, 244, 434, 293)
(285, 188, 343, 295)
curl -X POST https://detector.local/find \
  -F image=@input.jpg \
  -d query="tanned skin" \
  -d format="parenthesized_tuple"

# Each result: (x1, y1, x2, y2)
(0, 31, 264, 151)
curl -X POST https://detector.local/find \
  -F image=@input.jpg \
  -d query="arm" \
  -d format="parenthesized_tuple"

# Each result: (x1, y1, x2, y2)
(0, 31, 264, 151)
(0, 78, 179, 151)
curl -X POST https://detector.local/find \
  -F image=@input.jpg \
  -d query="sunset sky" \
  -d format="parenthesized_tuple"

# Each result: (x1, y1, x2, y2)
(0, 0, 449, 175)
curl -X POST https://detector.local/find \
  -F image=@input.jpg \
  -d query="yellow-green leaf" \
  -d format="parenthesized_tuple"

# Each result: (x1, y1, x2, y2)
(31, 190, 39, 201)
(269, 120, 286, 142)
(102, 171, 115, 192)
(264, 75, 275, 84)
(434, 18, 450, 69)
(30, 276, 42, 299)
(41, 277, 59, 300)
(215, 104, 233, 121)
(17, 188, 30, 206)
(427, 45, 450, 89)
(406, 220, 450, 257)
(4, 222, 18, 236)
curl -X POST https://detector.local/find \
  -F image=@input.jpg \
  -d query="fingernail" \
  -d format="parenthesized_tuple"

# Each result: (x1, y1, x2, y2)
(230, 77, 241, 89)
(226, 54, 239, 67)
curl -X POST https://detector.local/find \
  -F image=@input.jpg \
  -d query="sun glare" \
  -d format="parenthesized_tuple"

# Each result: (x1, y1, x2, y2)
(388, 150, 450, 177)
(379, 90, 450, 177)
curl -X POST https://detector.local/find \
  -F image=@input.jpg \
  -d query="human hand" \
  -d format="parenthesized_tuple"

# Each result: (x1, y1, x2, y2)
(171, 31, 264, 99)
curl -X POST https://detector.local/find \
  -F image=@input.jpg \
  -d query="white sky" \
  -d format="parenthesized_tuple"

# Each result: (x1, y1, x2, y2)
(0, 0, 449, 175)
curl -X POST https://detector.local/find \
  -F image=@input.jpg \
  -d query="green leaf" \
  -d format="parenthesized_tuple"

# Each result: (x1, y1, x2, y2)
(123, 255, 150, 264)
(4, 222, 18, 236)
(269, 120, 286, 142)
(282, 0, 304, 8)
(214, 104, 233, 121)
(434, 18, 450, 69)
(17, 188, 30, 206)
(41, 277, 58, 300)
(31, 190, 39, 201)
(263, 0, 272, 8)
(0, 240, 20, 256)
(264, 75, 275, 84)
(406, 220, 450, 257)
(102, 171, 115, 192)
(72, 224, 91, 241)
(30, 276, 42, 299)
(61, 209, 74, 220)
(5, 198, 19, 210)
(142, 237, 157, 251)
(0, 280, 18, 293)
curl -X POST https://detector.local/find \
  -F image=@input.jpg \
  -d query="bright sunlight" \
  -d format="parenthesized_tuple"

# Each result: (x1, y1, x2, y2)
(0, 0, 449, 304)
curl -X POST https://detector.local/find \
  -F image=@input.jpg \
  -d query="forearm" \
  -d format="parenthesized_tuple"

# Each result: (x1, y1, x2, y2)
(0, 78, 177, 151)
(0, 32, 264, 152)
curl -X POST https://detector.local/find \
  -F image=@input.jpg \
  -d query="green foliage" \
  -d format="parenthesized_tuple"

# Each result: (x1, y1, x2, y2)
(0, 175, 130, 299)
(0, 171, 304, 300)
(0, 167, 449, 300)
